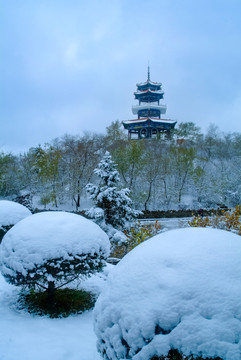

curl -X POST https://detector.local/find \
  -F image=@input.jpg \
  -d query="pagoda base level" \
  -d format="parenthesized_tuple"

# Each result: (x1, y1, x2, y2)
(128, 128, 172, 140)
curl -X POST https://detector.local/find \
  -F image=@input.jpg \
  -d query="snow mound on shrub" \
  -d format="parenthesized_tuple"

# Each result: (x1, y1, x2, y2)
(0, 200, 31, 228)
(0, 211, 110, 280)
(94, 227, 241, 360)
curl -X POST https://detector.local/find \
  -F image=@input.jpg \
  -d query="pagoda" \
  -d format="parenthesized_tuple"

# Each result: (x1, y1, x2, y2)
(122, 67, 177, 139)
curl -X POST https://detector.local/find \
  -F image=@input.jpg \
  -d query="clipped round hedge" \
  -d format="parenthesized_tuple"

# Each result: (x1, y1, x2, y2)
(0, 211, 110, 289)
(94, 228, 241, 360)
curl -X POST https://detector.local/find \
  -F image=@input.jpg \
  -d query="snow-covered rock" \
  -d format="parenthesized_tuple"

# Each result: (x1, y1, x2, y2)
(0, 211, 110, 288)
(94, 227, 241, 360)
(0, 200, 31, 229)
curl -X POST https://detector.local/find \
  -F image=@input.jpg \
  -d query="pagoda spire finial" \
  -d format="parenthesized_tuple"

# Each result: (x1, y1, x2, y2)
(147, 64, 150, 81)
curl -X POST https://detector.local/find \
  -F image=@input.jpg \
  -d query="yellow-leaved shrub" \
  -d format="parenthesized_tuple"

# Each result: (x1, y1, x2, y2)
(189, 205, 241, 235)
(111, 221, 161, 258)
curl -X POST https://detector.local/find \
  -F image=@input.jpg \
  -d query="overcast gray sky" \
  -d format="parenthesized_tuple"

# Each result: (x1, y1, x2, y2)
(1, 0, 241, 153)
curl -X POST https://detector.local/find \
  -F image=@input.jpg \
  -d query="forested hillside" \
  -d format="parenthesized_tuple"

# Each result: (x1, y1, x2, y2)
(1, 121, 241, 211)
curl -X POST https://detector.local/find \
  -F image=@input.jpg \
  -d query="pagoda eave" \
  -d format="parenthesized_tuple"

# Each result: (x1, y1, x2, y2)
(122, 118, 177, 130)
(134, 89, 164, 102)
(134, 89, 164, 96)
(136, 80, 162, 87)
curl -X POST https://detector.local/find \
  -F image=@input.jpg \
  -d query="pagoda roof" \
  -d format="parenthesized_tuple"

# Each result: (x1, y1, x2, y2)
(136, 80, 162, 87)
(134, 89, 164, 102)
(134, 89, 164, 95)
(122, 117, 176, 126)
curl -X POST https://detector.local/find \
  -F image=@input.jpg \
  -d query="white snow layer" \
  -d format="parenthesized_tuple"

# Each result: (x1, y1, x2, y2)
(0, 272, 102, 360)
(94, 227, 241, 360)
(0, 211, 110, 278)
(0, 200, 31, 228)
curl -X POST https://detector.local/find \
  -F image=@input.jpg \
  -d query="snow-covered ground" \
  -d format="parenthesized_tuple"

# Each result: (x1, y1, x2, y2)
(1, 222, 241, 360)
(0, 271, 103, 360)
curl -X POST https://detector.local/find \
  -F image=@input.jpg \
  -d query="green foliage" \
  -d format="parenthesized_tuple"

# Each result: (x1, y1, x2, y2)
(169, 145, 197, 204)
(105, 120, 127, 145)
(112, 140, 145, 190)
(192, 165, 205, 184)
(31, 145, 61, 182)
(189, 205, 241, 235)
(5, 252, 106, 290)
(175, 121, 202, 142)
(28, 145, 62, 207)
(18, 288, 95, 318)
(40, 192, 58, 208)
(0, 152, 20, 196)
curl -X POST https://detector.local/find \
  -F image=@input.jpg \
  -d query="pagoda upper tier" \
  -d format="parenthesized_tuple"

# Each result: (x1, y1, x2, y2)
(136, 80, 162, 91)
(134, 67, 164, 103)
(134, 88, 164, 103)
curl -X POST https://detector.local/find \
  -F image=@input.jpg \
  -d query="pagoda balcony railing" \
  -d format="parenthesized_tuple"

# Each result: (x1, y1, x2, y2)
(132, 103, 167, 115)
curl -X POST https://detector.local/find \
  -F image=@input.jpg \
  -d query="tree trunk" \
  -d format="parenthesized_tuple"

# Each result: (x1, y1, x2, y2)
(144, 180, 153, 211)
(47, 281, 56, 309)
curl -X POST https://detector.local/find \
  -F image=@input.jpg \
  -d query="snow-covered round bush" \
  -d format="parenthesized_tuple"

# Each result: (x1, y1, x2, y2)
(0, 200, 31, 242)
(0, 211, 110, 293)
(94, 228, 241, 360)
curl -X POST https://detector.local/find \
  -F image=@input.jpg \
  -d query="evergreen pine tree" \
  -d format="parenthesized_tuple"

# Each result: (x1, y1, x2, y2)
(86, 151, 141, 230)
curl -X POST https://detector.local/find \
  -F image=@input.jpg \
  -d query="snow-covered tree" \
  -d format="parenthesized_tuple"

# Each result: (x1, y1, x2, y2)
(0, 212, 110, 303)
(60, 134, 102, 211)
(86, 152, 142, 248)
(0, 200, 31, 242)
(86, 151, 141, 229)
(0, 152, 21, 197)
(105, 120, 127, 146)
